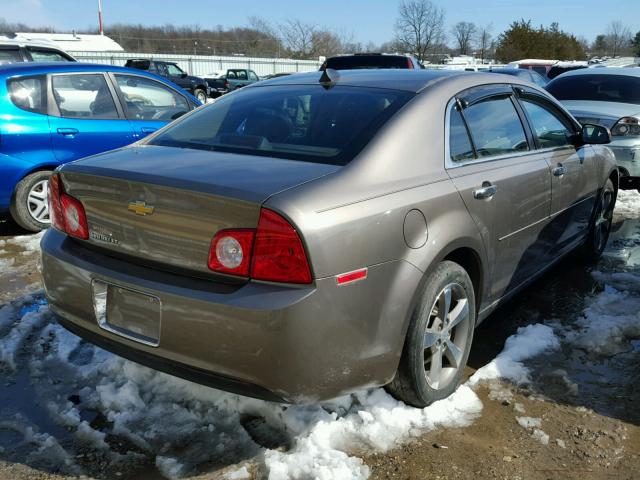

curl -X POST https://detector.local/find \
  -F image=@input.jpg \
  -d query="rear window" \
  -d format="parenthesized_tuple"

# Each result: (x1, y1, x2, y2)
(8, 75, 46, 114)
(148, 85, 413, 165)
(126, 60, 151, 70)
(324, 56, 412, 70)
(547, 74, 640, 105)
(0, 47, 22, 65)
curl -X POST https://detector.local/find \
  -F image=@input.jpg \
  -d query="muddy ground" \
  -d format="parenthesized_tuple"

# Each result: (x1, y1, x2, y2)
(1, 199, 639, 480)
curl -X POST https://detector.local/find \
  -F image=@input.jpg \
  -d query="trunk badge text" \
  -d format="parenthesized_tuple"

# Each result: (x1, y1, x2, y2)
(89, 226, 120, 245)
(128, 201, 155, 216)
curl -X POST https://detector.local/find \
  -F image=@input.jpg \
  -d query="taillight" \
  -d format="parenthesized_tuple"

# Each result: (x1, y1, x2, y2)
(406, 57, 414, 68)
(224, 79, 229, 88)
(208, 229, 255, 276)
(207, 209, 312, 284)
(251, 209, 312, 284)
(47, 173, 89, 240)
(611, 116, 640, 136)
(48, 173, 65, 231)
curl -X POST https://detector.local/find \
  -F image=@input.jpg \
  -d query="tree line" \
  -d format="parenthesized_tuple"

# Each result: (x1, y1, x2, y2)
(1, 1, 639, 62)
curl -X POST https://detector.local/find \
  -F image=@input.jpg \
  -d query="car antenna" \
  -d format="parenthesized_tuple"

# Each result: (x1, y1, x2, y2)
(319, 68, 339, 89)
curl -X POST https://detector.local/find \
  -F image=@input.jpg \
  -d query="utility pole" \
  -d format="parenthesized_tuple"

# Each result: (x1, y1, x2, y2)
(97, 0, 104, 35)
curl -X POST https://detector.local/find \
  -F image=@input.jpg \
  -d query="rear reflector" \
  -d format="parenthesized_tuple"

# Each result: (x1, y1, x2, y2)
(208, 229, 255, 276)
(336, 268, 368, 286)
(48, 173, 89, 240)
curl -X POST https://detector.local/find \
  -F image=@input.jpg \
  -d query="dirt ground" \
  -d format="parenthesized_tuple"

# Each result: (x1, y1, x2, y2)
(1, 208, 639, 480)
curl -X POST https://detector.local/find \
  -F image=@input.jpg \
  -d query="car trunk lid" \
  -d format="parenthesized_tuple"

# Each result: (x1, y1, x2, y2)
(59, 145, 339, 279)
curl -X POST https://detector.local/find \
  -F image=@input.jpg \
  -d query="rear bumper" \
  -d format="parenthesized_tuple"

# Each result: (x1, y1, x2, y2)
(41, 229, 421, 403)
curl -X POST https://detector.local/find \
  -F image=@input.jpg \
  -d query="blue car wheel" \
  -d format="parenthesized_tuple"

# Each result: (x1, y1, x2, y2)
(9, 170, 52, 231)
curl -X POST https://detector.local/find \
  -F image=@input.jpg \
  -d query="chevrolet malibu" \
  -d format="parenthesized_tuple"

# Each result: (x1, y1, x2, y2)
(42, 70, 618, 407)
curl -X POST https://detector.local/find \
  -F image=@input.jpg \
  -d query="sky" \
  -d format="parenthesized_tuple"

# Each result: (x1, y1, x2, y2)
(1, 0, 639, 46)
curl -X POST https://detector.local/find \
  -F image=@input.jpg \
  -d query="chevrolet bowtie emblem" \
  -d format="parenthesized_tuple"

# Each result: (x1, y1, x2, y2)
(128, 201, 155, 216)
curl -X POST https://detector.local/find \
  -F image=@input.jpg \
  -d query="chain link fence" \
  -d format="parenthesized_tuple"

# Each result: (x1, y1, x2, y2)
(68, 51, 323, 77)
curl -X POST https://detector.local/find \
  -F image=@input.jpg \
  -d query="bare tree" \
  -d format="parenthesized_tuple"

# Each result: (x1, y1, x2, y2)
(606, 20, 632, 57)
(451, 21, 476, 55)
(278, 18, 317, 58)
(394, 0, 445, 61)
(476, 23, 492, 62)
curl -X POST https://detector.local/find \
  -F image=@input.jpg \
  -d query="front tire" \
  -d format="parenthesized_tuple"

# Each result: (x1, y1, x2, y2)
(387, 261, 476, 407)
(10, 170, 52, 232)
(193, 88, 207, 103)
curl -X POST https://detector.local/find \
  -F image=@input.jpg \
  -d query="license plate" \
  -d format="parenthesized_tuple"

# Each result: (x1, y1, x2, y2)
(92, 279, 161, 346)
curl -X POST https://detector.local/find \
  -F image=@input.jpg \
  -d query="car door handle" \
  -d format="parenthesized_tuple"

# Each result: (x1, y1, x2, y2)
(57, 128, 79, 136)
(553, 164, 567, 177)
(472, 182, 497, 200)
(141, 127, 157, 134)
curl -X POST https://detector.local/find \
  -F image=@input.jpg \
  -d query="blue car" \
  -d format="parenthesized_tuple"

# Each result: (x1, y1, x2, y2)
(0, 62, 201, 231)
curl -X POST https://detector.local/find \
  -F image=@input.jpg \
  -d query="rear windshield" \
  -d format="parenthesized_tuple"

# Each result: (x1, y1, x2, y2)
(324, 56, 412, 70)
(547, 74, 640, 105)
(148, 85, 413, 165)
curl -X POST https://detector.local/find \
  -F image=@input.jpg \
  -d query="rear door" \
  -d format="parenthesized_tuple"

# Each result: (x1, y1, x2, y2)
(110, 72, 194, 140)
(446, 86, 552, 300)
(515, 87, 598, 252)
(48, 72, 136, 163)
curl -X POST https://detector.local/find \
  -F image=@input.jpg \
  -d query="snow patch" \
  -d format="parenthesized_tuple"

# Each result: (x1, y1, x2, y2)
(516, 416, 542, 429)
(532, 428, 550, 445)
(614, 190, 640, 219)
(224, 466, 251, 479)
(468, 324, 560, 387)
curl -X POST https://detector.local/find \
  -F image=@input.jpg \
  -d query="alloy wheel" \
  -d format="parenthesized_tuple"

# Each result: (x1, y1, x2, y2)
(27, 179, 50, 224)
(423, 282, 471, 390)
(593, 185, 614, 253)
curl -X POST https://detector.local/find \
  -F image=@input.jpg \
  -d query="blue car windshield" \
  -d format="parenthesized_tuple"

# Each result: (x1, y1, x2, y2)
(148, 85, 413, 165)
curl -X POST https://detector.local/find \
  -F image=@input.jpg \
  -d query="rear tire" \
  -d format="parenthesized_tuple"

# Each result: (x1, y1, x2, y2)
(10, 170, 52, 232)
(581, 178, 616, 262)
(386, 261, 476, 407)
(193, 88, 207, 103)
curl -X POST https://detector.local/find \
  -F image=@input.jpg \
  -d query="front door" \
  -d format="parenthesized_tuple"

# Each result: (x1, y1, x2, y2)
(110, 73, 193, 140)
(515, 90, 598, 253)
(48, 72, 135, 163)
(446, 89, 552, 301)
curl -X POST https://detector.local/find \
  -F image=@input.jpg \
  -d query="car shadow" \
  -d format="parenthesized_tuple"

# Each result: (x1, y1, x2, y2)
(0, 214, 32, 238)
(467, 214, 640, 426)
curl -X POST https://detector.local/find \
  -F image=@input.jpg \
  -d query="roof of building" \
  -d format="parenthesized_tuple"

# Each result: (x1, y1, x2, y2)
(13, 32, 123, 52)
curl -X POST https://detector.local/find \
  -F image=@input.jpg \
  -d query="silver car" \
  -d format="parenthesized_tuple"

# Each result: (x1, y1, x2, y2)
(546, 68, 640, 182)
(42, 70, 618, 407)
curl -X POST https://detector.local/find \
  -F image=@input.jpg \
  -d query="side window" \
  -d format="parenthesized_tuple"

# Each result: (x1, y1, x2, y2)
(8, 76, 46, 114)
(51, 74, 119, 119)
(166, 64, 183, 76)
(28, 48, 71, 62)
(449, 104, 475, 163)
(237, 71, 248, 80)
(463, 96, 529, 158)
(0, 47, 23, 64)
(520, 98, 574, 149)
(114, 74, 190, 121)
(248, 71, 258, 81)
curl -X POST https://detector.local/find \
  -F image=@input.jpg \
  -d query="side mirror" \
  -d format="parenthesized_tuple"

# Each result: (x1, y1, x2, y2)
(181, 72, 188, 78)
(581, 123, 611, 145)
